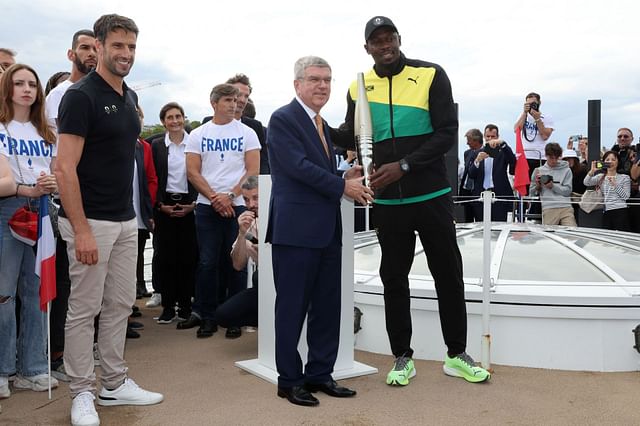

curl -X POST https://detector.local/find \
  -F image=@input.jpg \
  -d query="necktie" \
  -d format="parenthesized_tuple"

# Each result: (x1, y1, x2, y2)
(315, 114, 330, 158)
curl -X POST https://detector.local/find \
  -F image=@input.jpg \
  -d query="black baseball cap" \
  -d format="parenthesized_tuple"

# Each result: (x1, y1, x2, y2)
(364, 16, 398, 41)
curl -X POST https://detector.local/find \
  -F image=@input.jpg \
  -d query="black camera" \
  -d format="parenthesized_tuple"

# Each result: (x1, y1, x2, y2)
(245, 231, 259, 244)
(594, 161, 611, 175)
(529, 102, 539, 112)
(482, 144, 501, 158)
(539, 174, 553, 185)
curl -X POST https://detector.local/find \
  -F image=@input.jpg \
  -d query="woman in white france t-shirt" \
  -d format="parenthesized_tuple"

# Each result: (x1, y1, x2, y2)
(0, 63, 59, 395)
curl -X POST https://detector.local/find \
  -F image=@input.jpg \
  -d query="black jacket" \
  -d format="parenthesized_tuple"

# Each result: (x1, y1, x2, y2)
(151, 136, 197, 206)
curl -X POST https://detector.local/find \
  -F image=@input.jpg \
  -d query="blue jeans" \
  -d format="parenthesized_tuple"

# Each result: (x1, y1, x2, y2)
(192, 203, 245, 321)
(0, 197, 48, 377)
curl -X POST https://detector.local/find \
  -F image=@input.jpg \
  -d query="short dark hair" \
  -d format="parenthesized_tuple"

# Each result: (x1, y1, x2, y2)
(484, 124, 499, 136)
(226, 73, 252, 93)
(159, 102, 185, 122)
(464, 128, 483, 143)
(93, 14, 138, 42)
(71, 29, 95, 49)
(209, 83, 239, 104)
(243, 98, 256, 119)
(602, 150, 619, 162)
(45, 71, 70, 95)
(526, 92, 541, 102)
(545, 142, 563, 158)
(242, 175, 258, 190)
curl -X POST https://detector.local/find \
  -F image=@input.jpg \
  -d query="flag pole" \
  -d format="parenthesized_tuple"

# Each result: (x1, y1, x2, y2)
(47, 301, 52, 399)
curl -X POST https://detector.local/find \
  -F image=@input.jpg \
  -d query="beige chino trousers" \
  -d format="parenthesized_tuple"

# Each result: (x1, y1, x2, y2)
(59, 217, 137, 396)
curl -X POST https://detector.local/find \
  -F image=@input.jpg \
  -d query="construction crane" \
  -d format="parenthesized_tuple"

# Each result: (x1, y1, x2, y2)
(132, 81, 162, 91)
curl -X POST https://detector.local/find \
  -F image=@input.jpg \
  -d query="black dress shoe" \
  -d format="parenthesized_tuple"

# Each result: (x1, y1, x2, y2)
(196, 320, 217, 338)
(126, 327, 140, 339)
(277, 386, 319, 407)
(225, 326, 242, 339)
(176, 314, 201, 330)
(304, 380, 356, 398)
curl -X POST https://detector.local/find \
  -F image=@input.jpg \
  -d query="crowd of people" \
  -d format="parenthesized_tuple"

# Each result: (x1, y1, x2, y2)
(458, 92, 640, 232)
(0, 14, 264, 425)
(8, 10, 640, 426)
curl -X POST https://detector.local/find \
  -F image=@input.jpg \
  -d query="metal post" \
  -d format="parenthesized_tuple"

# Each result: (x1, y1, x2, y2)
(587, 100, 601, 163)
(481, 190, 492, 369)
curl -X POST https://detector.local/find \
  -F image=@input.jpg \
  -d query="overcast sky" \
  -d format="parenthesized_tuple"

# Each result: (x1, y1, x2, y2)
(5, 0, 640, 158)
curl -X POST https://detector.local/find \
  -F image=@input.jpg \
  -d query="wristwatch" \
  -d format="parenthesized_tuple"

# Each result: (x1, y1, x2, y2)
(399, 158, 410, 173)
(226, 192, 236, 200)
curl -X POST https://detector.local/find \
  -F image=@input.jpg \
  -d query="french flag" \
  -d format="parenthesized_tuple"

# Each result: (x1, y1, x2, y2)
(35, 195, 56, 312)
(513, 128, 531, 197)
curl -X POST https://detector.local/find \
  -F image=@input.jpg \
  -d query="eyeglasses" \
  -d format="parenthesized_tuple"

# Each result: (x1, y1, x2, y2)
(617, 135, 631, 139)
(301, 76, 333, 85)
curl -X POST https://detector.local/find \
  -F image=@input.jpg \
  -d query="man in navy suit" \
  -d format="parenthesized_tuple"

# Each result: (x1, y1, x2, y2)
(459, 129, 483, 222)
(266, 56, 372, 407)
(468, 124, 516, 221)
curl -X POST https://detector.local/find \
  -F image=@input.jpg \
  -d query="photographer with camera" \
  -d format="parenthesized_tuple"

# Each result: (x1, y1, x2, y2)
(612, 128, 639, 232)
(584, 151, 631, 231)
(514, 92, 554, 169)
(468, 124, 516, 221)
(216, 176, 259, 333)
(611, 128, 637, 175)
(529, 142, 576, 226)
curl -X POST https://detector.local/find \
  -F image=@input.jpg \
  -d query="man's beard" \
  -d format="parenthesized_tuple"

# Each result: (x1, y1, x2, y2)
(74, 57, 94, 75)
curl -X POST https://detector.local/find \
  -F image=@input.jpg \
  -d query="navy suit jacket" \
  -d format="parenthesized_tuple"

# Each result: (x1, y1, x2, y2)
(265, 99, 344, 249)
(468, 143, 516, 198)
(459, 148, 479, 194)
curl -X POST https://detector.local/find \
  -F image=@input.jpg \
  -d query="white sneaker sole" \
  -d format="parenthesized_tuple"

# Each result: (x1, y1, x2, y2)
(71, 414, 100, 426)
(97, 394, 163, 406)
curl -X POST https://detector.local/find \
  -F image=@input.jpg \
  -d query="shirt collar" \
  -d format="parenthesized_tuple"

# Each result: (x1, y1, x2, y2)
(295, 95, 318, 123)
(164, 130, 189, 147)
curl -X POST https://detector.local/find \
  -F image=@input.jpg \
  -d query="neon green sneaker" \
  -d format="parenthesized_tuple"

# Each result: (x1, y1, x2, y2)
(386, 355, 416, 386)
(443, 352, 490, 383)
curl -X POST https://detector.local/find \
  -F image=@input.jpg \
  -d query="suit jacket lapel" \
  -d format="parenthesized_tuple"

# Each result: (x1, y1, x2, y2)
(290, 100, 334, 171)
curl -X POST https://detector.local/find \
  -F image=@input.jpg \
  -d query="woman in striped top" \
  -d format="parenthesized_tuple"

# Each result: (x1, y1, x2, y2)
(584, 150, 631, 231)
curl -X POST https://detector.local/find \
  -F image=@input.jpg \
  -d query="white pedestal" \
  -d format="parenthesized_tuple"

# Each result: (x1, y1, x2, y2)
(235, 176, 378, 384)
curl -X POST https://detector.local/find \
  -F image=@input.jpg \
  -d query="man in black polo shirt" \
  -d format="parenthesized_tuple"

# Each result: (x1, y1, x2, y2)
(55, 14, 163, 426)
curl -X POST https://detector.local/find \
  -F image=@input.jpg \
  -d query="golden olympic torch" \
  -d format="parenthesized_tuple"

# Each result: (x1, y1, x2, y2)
(354, 72, 374, 187)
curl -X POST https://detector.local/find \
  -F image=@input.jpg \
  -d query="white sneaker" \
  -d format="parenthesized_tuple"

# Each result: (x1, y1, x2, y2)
(71, 391, 100, 426)
(0, 376, 9, 399)
(14, 374, 59, 392)
(145, 293, 161, 308)
(97, 378, 163, 406)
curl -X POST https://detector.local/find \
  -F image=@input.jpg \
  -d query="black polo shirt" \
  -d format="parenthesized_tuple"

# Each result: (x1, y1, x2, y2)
(58, 70, 139, 221)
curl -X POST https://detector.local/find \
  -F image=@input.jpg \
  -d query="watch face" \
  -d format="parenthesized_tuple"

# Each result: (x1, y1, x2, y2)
(400, 161, 409, 172)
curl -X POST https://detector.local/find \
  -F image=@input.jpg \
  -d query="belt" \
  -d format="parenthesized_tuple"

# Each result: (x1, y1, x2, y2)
(483, 187, 494, 191)
(165, 192, 192, 204)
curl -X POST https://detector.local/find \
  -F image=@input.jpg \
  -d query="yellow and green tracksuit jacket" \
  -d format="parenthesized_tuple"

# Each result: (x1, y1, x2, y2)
(340, 53, 458, 205)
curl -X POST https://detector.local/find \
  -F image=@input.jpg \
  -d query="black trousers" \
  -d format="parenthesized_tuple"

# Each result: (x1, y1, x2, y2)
(154, 211, 197, 312)
(50, 238, 70, 354)
(471, 191, 512, 222)
(372, 194, 466, 358)
(458, 188, 475, 223)
(136, 229, 150, 287)
(603, 208, 630, 232)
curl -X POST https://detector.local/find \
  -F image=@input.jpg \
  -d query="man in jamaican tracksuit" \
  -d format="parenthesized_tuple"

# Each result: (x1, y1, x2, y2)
(334, 16, 490, 386)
